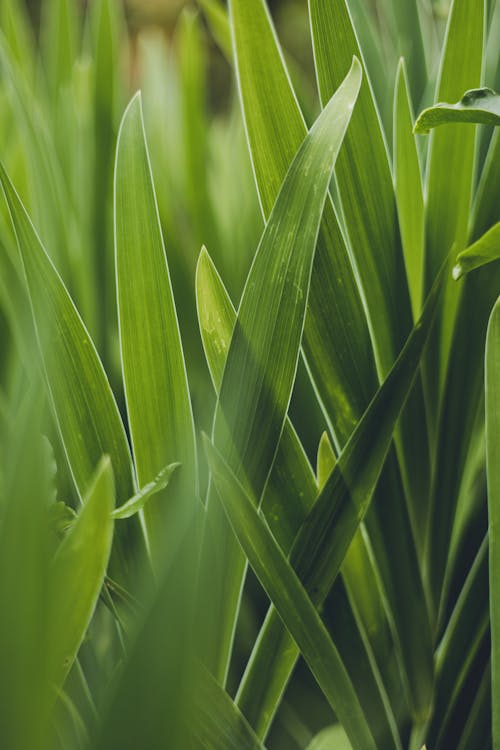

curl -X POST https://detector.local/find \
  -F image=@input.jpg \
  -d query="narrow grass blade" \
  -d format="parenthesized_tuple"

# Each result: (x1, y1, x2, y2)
(0, 163, 134, 506)
(415, 87, 500, 132)
(111, 463, 180, 521)
(394, 60, 425, 320)
(230, 0, 378, 444)
(40, 0, 79, 100)
(453, 222, 500, 279)
(486, 296, 500, 750)
(193, 666, 266, 750)
(202, 61, 362, 683)
(235, 272, 442, 737)
(203, 437, 377, 750)
(48, 457, 115, 689)
(114, 93, 198, 552)
(424, 0, 485, 617)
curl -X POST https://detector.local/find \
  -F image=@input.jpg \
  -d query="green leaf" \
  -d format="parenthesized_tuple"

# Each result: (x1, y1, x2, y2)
(230, 0, 378, 444)
(112, 463, 180, 521)
(48, 457, 115, 689)
(0, 162, 134, 506)
(197, 249, 402, 749)
(316, 431, 336, 488)
(213, 55, 361, 496)
(198, 0, 232, 61)
(201, 58, 362, 684)
(415, 87, 500, 133)
(394, 60, 425, 319)
(452, 222, 500, 279)
(203, 437, 377, 750)
(114, 93, 198, 550)
(306, 725, 352, 750)
(423, 0, 485, 618)
(192, 666, 266, 750)
(310, 0, 411, 376)
(233, 269, 443, 732)
(486, 296, 500, 750)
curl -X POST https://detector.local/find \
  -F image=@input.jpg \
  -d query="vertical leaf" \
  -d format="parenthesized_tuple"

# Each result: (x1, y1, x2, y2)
(114, 93, 198, 552)
(486, 296, 500, 750)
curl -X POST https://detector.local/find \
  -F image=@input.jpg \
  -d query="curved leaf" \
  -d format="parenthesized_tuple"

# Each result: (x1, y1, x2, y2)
(453, 222, 500, 279)
(415, 88, 500, 133)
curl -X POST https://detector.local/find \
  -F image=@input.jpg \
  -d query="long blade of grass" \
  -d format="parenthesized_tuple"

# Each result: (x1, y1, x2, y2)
(486, 295, 500, 750)
(196, 248, 403, 747)
(423, 0, 485, 618)
(201, 60, 362, 686)
(234, 271, 443, 736)
(415, 87, 500, 132)
(394, 59, 425, 322)
(114, 92, 198, 555)
(203, 437, 377, 750)
(48, 457, 115, 689)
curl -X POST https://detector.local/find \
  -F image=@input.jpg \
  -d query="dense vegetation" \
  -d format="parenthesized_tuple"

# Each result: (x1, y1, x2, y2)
(0, 0, 500, 748)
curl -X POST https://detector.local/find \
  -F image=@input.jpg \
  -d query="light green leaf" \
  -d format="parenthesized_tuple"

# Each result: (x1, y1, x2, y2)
(203, 437, 377, 750)
(48, 457, 115, 689)
(0, 162, 134, 506)
(316, 431, 336, 488)
(192, 666, 266, 750)
(112, 463, 180, 521)
(114, 93, 198, 550)
(486, 296, 500, 750)
(306, 725, 352, 750)
(394, 60, 425, 319)
(415, 87, 500, 133)
(453, 222, 500, 279)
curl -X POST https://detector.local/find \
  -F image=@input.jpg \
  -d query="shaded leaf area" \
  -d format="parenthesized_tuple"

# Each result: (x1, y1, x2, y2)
(415, 87, 500, 133)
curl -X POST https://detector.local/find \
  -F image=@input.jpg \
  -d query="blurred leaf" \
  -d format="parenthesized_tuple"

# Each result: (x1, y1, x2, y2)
(198, 0, 232, 61)
(453, 222, 500, 279)
(201, 59, 362, 684)
(114, 92, 198, 553)
(486, 296, 500, 750)
(48, 457, 115, 689)
(415, 87, 500, 132)
(40, 0, 79, 99)
(203, 437, 377, 750)
(394, 60, 425, 319)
